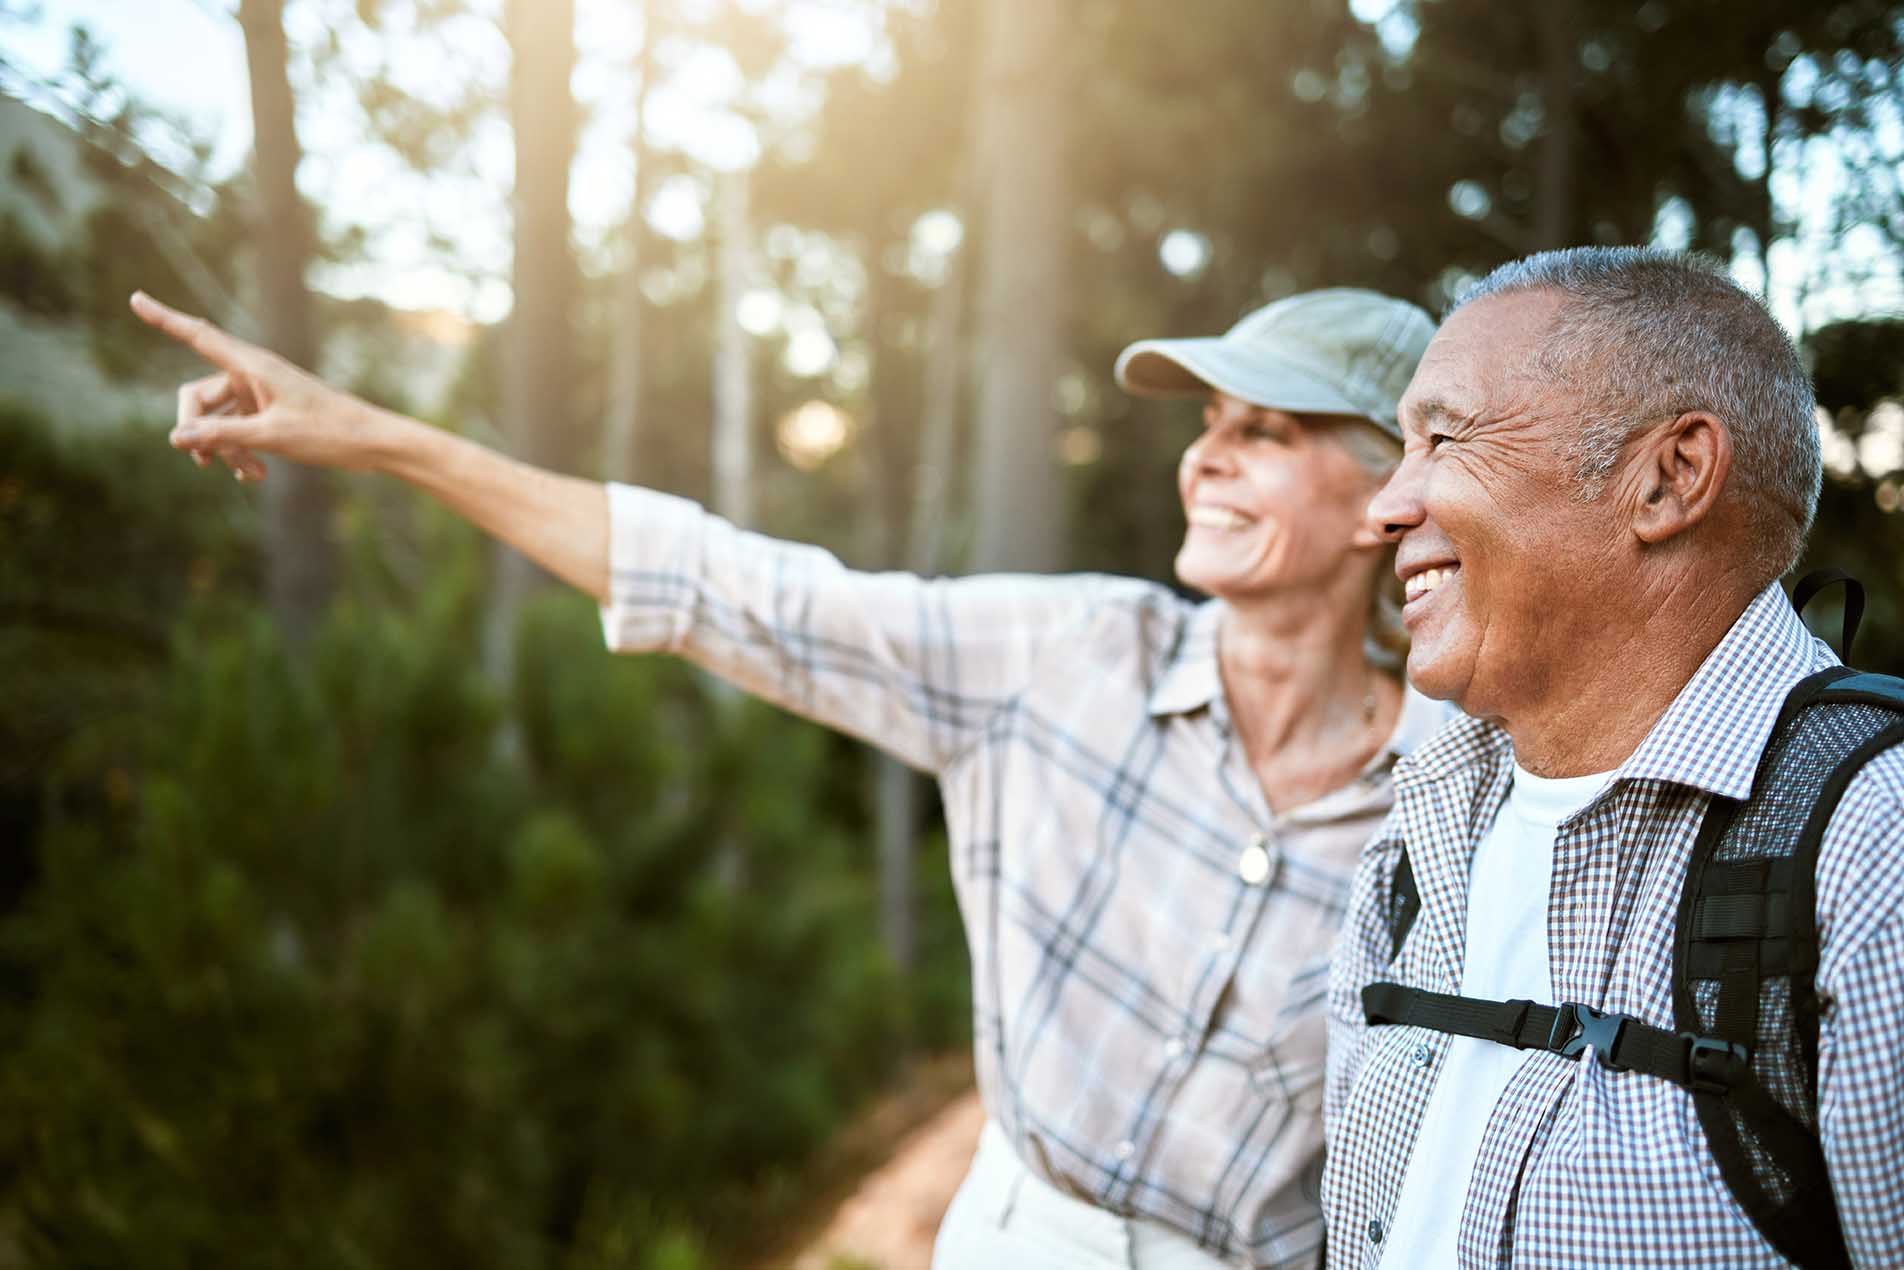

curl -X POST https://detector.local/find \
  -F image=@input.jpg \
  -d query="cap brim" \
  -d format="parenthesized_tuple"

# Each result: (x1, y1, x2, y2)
(1114, 338, 1366, 418)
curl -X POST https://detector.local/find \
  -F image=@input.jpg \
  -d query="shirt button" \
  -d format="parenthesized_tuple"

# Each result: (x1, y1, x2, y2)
(1210, 930, 1233, 952)
(1412, 1043, 1434, 1069)
(1114, 1138, 1136, 1161)
(1163, 1035, 1187, 1059)
(1368, 1219, 1385, 1245)
(1237, 836, 1272, 885)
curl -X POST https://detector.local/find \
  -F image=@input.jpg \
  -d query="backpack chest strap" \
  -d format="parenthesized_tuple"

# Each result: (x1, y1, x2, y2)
(1361, 982, 1749, 1094)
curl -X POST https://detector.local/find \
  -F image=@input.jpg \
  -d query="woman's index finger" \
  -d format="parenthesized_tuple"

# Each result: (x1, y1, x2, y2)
(129, 291, 252, 369)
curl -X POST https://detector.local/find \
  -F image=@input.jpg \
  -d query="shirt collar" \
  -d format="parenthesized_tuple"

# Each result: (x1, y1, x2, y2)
(1148, 599, 1226, 718)
(1395, 582, 1833, 802)
(1617, 581, 1835, 798)
(1384, 684, 1457, 765)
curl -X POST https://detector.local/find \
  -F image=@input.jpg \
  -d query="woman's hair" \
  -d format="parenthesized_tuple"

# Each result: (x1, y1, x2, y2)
(1315, 416, 1408, 671)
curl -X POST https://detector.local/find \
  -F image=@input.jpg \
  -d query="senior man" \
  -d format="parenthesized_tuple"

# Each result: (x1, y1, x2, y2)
(1322, 247, 1904, 1268)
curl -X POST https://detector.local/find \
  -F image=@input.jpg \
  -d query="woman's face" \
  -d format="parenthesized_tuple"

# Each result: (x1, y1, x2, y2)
(1174, 390, 1391, 603)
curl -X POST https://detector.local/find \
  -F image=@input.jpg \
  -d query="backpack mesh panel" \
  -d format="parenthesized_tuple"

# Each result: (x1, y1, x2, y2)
(1689, 700, 1898, 1212)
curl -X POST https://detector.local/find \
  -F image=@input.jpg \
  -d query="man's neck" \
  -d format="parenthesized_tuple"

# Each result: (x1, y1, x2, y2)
(1501, 572, 1760, 777)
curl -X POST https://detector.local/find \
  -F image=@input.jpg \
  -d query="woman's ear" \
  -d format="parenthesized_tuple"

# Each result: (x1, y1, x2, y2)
(1631, 410, 1732, 545)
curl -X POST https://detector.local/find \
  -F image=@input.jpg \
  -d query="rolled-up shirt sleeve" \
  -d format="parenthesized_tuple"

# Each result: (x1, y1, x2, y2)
(598, 482, 1115, 775)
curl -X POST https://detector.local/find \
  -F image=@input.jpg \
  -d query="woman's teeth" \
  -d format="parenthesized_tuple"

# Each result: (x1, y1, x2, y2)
(1405, 565, 1456, 602)
(1187, 506, 1251, 530)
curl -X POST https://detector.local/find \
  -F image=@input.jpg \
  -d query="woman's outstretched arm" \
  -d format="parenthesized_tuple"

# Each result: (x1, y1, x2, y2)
(130, 291, 608, 602)
(133, 289, 1136, 776)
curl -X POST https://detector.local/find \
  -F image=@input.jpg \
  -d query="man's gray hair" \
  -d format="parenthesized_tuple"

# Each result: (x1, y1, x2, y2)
(1454, 247, 1820, 584)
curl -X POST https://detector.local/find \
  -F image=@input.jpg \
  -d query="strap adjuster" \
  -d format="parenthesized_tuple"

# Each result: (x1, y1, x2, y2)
(1682, 1034, 1750, 1095)
(1547, 1002, 1632, 1070)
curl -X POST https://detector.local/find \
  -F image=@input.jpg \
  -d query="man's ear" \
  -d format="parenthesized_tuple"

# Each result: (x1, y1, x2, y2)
(1632, 410, 1732, 544)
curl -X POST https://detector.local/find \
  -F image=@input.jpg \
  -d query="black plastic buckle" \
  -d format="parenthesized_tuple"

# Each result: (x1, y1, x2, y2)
(1547, 1002, 1632, 1070)
(1682, 1034, 1750, 1095)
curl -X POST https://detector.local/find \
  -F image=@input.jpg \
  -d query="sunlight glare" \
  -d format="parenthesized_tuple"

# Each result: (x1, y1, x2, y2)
(647, 174, 706, 241)
(1860, 400, 1904, 478)
(784, 324, 839, 377)
(777, 400, 854, 470)
(737, 288, 782, 335)
(1159, 229, 1211, 278)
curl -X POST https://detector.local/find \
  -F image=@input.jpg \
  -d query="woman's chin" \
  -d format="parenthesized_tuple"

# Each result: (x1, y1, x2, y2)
(1173, 550, 1244, 599)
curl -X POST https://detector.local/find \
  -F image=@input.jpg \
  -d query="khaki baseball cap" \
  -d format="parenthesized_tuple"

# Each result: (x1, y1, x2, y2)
(1113, 287, 1436, 440)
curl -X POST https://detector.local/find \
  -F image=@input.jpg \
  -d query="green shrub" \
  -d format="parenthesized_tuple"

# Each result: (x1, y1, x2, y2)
(1, 410, 970, 1265)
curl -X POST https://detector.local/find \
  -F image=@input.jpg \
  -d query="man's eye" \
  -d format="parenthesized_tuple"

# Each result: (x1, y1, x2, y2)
(1427, 431, 1453, 450)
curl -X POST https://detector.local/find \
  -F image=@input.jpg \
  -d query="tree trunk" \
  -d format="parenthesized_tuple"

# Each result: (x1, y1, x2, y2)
(870, 118, 980, 976)
(1534, 0, 1577, 251)
(861, 211, 913, 976)
(710, 165, 755, 531)
(485, 0, 580, 691)
(601, 0, 657, 486)
(965, 0, 1071, 573)
(1752, 64, 1784, 299)
(911, 180, 976, 579)
(238, 0, 332, 648)
(704, 163, 757, 887)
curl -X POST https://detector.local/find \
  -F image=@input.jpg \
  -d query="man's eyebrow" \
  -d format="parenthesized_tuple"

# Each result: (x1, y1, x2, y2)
(1402, 397, 1465, 432)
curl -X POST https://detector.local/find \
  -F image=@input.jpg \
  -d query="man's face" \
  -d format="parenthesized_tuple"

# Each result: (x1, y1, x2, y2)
(1366, 291, 1631, 721)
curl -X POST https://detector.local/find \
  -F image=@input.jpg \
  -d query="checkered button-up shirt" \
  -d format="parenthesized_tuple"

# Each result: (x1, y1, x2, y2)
(598, 485, 1447, 1267)
(1324, 583, 1904, 1268)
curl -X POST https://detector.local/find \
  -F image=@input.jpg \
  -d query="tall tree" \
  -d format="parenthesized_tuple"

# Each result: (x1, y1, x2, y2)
(239, 0, 333, 646)
(601, 0, 659, 486)
(709, 164, 755, 530)
(877, 9, 983, 978)
(485, 0, 581, 688)
(965, 0, 1073, 572)
(1533, 0, 1578, 249)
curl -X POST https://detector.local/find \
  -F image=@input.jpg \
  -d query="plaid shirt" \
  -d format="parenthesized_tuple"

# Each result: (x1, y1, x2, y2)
(1324, 583, 1904, 1268)
(598, 485, 1447, 1267)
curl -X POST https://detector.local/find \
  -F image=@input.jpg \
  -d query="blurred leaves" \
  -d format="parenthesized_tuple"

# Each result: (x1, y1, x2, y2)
(0, 407, 963, 1267)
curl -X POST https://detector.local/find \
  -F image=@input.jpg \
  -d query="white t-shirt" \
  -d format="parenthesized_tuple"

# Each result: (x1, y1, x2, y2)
(1379, 762, 1613, 1268)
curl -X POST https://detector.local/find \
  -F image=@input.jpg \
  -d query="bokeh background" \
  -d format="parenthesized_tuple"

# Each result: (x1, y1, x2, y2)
(2, 0, 1902, 1265)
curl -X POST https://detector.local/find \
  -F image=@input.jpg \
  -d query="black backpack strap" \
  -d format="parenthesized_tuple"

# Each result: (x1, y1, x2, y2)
(1362, 982, 1749, 1092)
(1792, 568, 1866, 662)
(1387, 849, 1420, 963)
(1788, 708, 1904, 1082)
(1669, 666, 1904, 1270)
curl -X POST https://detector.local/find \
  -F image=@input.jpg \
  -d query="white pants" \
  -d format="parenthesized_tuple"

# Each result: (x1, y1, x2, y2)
(932, 1121, 1240, 1270)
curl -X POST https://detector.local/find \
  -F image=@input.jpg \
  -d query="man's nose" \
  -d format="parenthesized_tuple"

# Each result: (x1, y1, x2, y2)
(1364, 451, 1427, 544)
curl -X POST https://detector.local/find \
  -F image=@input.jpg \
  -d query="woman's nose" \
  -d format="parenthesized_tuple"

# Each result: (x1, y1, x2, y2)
(1186, 432, 1235, 475)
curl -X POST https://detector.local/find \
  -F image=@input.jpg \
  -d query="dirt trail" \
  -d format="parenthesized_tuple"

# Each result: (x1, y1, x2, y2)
(788, 1089, 983, 1270)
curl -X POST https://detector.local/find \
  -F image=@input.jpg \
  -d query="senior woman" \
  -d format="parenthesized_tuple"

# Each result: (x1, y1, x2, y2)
(131, 285, 1439, 1269)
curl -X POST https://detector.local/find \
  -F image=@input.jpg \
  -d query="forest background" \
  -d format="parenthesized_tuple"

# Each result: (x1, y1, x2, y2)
(2, 0, 1903, 1265)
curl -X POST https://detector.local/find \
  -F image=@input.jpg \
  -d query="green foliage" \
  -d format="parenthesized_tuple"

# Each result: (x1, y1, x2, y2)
(0, 209, 76, 317)
(0, 410, 968, 1267)
(0, 403, 257, 851)
(1796, 317, 1904, 676)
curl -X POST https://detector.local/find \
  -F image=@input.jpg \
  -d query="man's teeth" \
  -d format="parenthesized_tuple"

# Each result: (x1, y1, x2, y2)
(1188, 506, 1252, 530)
(1405, 566, 1456, 602)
